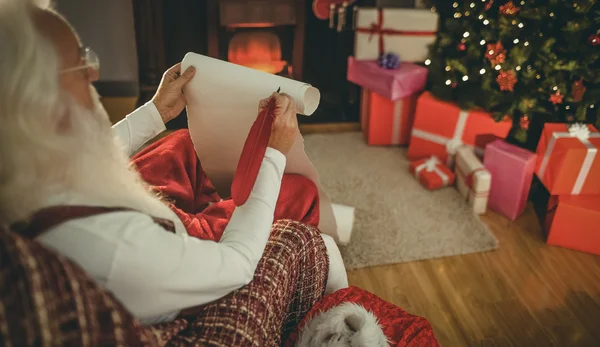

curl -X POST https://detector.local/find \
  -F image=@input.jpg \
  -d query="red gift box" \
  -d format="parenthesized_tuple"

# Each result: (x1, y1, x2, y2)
(544, 195, 600, 255)
(535, 123, 600, 195)
(361, 88, 419, 146)
(409, 156, 455, 190)
(407, 92, 512, 165)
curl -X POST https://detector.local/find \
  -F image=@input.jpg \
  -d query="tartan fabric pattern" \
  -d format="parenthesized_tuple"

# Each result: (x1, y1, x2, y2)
(0, 225, 159, 346)
(0, 219, 329, 346)
(168, 219, 329, 347)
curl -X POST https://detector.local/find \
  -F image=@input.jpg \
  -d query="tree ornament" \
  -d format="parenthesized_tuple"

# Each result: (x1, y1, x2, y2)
(499, 1, 520, 15)
(520, 115, 530, 130)
(485, 42, 506, 65)
(484, 0, 494, 10)
(496, 70, 517, 91)
(377, 53, 401, 69)
(588, 32, 600, 46)
(457, 43, 466, 51)
(572, 79, 586, 102)
(549, 91, 564, 105)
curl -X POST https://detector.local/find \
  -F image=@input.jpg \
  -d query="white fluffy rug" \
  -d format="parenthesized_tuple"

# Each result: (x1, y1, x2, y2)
(303, 132, 498, 270)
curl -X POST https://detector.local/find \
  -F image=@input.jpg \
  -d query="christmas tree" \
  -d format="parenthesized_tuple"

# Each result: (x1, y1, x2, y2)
(426, 0, 600, 147)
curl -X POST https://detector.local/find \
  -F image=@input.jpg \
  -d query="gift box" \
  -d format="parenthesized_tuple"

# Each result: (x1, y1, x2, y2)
(455, 147, 491, 214)
(409, 156, 455, 190)
(407, 92, 512, 166)
(347, 57, 428, 101)
(354, 8, 438, 62)
(484, 140, 537, 221)
(531, 180, 600, 255)
(360, 88, 418, 145)
(535, 123, 600, 195)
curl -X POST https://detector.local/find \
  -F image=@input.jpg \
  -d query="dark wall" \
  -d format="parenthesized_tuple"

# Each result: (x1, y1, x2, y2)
(56, 0, 139, 98)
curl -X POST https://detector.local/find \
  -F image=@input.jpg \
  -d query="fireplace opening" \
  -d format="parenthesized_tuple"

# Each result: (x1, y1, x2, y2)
(208, 0, 304, 80)
(222, 26, 294, 77)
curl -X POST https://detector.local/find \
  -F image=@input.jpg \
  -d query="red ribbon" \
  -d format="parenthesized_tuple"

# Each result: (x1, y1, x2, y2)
(355, 9, 436, 56)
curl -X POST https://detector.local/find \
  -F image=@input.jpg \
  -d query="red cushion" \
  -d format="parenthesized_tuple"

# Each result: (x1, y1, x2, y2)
(284, 286, 440, 347)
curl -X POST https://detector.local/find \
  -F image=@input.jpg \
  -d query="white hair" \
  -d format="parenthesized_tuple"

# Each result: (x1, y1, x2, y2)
(0, 0, 176, 225)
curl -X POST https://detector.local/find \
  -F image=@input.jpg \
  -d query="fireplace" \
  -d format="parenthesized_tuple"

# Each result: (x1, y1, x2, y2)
(207, 0, 305, 80)
(133, 0, 361, 126)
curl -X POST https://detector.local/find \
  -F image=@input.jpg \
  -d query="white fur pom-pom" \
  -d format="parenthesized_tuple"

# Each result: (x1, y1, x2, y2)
(297, 302, 389, 347)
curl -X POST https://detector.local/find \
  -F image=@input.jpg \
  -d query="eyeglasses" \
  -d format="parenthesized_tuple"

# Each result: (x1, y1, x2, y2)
(60, 47, 100, 74)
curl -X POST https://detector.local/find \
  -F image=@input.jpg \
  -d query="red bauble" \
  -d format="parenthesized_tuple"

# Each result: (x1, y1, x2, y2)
(588, 33, 600, 46)
(312, 0, 347, 20)
(520, 115, 530, 130)
(484, 0, 494, 10)
(485, 42, 506, 65)
(458, 43, 466, 51)
(499, 1, 520, 15)
(496, 70, 517, 91)
(549, 91, 564, 105)
(572, 79, 586, 102)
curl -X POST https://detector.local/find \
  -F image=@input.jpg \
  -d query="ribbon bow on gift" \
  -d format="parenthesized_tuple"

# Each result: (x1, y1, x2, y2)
(422, 156, 441, 171)
(569, 122, 591, 140)
(445, 138, 464, 155)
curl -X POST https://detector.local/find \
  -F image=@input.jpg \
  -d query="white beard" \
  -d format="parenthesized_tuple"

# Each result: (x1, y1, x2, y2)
(59, 86, 178, 222)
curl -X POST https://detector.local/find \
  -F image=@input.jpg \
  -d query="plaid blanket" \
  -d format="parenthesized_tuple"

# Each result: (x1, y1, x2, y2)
(0, 220, 329, 346)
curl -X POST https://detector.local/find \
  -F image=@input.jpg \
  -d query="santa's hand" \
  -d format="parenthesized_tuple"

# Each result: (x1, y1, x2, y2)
(152, 63, 196, 123)
(259, 92, 298, 155)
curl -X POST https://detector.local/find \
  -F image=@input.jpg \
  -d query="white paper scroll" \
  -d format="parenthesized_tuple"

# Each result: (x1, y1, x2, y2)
(181, 52, 339, 242)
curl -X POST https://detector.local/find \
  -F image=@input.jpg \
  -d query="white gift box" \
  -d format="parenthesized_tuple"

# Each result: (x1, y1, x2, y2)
(354, 8, 438, 62)
(455, 147, 491, 214)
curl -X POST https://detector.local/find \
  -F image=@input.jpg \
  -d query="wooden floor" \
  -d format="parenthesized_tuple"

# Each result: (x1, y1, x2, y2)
(348, 205, 600, 347)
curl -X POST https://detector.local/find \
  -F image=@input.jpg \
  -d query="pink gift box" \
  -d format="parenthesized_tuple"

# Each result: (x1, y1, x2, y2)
(347, 56, 428, 101)
(484, 140, 537, 221)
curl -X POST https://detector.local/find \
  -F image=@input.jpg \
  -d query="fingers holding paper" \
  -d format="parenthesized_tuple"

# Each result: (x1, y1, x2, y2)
(262, 92, 298, 155)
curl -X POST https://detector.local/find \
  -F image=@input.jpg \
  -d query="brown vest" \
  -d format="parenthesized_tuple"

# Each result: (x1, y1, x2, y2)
(11, 205, 176, 238)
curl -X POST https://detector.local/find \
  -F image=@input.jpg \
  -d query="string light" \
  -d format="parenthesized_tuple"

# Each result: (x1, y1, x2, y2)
(480, 39, 486, 45)
(518, 23, 524, 28)
(524, 41, 530, 46)
(431, 6, 436, 12)
(520, 0, 525, 4)
(513, 39, 519, 44)
(552, 86, 558, 91)
(566, 106, 570, 110)
(536, 74, 541, 79)
(539, 33, 544, 37)
(591, 104, 596, 109)
(478, 14, 484, 20)
(549, 12, 555, 17)
(462, 75, 469, 81)
(453, 2, 459, 8)
(425, 59, 431, 65)
(527, 65, 532, 70)
(516, 66, 521, 71)
(454, 12, 462, 18)
(470, 2, 476, 8)
(489, 49, 495, 55)
(446, 79, 452, 85)
(512, 20, 517, 25)
(480, 68, 486, 74)
(465, 11, 470, 16)
(483, 19, 490, 25)
(495, 65, 501, 70)
(463, 32, 470, 38)
(445, 66, 451, 71)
